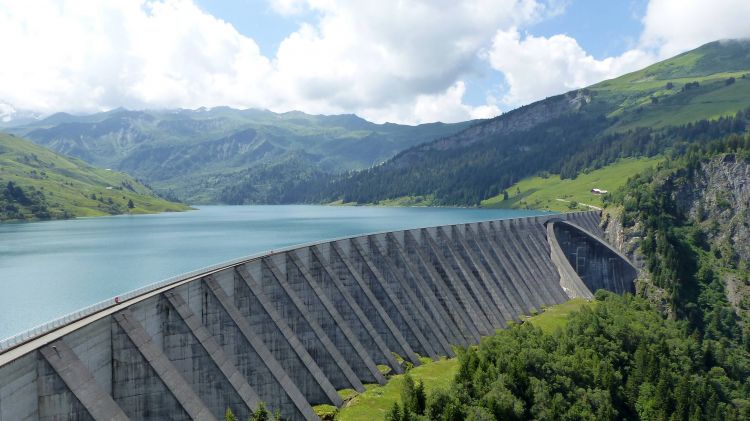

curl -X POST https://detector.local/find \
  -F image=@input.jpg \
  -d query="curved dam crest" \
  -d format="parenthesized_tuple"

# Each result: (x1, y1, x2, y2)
(0, 211, 637, 421)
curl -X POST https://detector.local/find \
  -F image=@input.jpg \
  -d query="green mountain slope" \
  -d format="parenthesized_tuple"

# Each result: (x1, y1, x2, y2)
(315, 40, 750, 207)
(9, 108, 474, 203)
(0, 133, 189, 221)
(592, 40, 750, 132)
(481, 156, 664, 212)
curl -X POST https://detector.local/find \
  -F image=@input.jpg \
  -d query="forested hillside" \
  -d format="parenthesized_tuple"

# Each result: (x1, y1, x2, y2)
(9, 108, 473, 203)
(603, 134, 750, 338)
(0, 133, 189, 221)
(385, 292, 750, 421)
(378, 133, 750, 421)
(315, 41, 750, 207)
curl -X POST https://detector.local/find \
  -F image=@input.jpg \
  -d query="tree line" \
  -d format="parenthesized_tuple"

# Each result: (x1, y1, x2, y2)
(383, 134, 750, 420)
(386, 292, 750, 421)
(303, 107, 750, 207)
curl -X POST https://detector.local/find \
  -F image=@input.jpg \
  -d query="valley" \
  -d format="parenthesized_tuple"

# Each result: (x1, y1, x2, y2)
(6, 41, 750, 213)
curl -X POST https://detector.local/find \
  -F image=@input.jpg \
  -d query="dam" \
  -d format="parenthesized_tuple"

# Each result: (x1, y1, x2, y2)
(0, 211, 637, 421)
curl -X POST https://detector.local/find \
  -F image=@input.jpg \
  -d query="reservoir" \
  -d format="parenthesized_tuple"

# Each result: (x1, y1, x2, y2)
(0, 205, 547, 340)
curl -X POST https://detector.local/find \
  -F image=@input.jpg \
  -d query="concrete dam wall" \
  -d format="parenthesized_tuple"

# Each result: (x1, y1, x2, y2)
(0, 211, 636, 421)
(550, 220, 638, 298)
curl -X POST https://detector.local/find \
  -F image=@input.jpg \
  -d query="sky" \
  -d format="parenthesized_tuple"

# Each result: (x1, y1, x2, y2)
(0, 0, 749, 125)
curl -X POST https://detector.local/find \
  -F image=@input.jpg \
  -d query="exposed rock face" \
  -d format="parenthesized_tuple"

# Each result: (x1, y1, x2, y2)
(603, 153, 750, 316)
(602, 208, 672, 314)
(677, 154, 750, 264)
(605, 154, 750, 264)
(678, 155, 750, 317)
(409, 90, 590, 154)
(602, 209, 646, 270)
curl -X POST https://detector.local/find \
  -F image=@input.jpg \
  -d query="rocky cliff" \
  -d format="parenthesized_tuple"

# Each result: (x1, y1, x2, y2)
(679, 154, 750, 264)
(409, 90, 590, 154)
(603, 153, 750, 317)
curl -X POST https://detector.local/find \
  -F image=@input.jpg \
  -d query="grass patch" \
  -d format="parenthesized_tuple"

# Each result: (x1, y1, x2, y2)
(417, 355, 433, 365)
(376, 364, 392, 376)
(337, 389, 358, 402)
(481, 156, 663, 212)
(338, 299, 590, 420)
(313, 404, 338, 420)
(337, 358, 458, 421)
(523, 297, 595, 334)
(600, 76, 750, 132)
(588, 41, 750, 132)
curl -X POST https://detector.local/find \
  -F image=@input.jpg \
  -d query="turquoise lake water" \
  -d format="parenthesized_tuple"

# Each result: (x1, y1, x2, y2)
(0, 205, 548, 340)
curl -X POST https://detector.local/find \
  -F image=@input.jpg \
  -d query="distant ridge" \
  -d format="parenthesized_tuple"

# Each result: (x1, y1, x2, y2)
(8, 107, 474, 204)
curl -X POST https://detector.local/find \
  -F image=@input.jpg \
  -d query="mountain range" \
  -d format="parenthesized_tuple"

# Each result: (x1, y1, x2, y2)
(311, 40, 750, 206)
(7, 107, 474, 203)
(5, 40, 750, 208)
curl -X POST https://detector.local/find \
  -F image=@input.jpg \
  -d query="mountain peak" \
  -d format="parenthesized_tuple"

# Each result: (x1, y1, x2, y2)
(601, 38, 750, 86)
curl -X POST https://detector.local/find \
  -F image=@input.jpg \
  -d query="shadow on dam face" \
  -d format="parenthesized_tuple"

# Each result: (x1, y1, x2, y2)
(548, 219, 638, 299)
(0, 211, 639, 421)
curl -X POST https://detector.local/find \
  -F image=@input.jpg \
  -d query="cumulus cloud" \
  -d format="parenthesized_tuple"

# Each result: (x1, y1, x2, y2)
(0, 0, 549, 124)
(0, 0, 748, 125)
(487, 30, 654, 107)
(640, 0, 750, 57)
(484, 0, 750, 109)
(267, 0, 551, 121)
(358, 81, 500, 125)
(268, 0, 312, 16)
(0, 1, 273, 113)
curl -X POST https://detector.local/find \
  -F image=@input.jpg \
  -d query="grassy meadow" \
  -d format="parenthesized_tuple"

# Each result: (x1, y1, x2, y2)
(481, 156, 663, 212)
(0, 133, 190, 220)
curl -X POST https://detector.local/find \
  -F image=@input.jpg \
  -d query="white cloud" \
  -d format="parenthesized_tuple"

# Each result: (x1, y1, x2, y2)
(0, 0, 550, 124)
(1, 0, 748, 125)
(359, 81, 500, 125)
(266, 0, 552, 122)
(640, 0, 750, 57)
(487, 30, 654, 107)
(282, 0, 750, 118)
(0, 0, 272, 113)
(268, 0, 306, 15)
(0, 102, 15, 123)
(484, 0, 750, 109)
